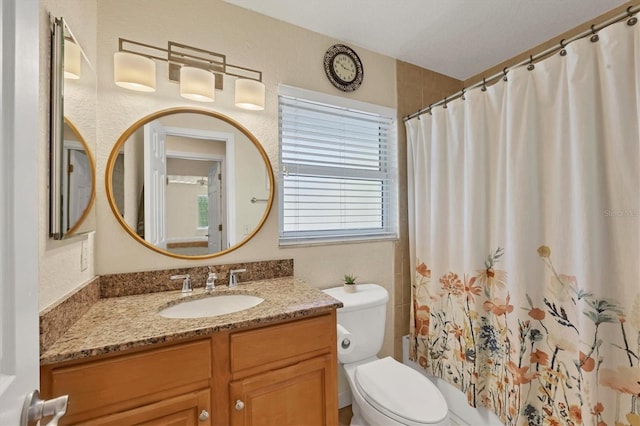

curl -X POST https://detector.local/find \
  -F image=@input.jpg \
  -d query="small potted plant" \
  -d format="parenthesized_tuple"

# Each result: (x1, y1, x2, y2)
(343, 273, 357, 293)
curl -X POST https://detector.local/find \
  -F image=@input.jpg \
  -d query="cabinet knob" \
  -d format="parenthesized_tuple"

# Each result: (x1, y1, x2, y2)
(199, 409, 209, 422)
(235, 400, 245, 411)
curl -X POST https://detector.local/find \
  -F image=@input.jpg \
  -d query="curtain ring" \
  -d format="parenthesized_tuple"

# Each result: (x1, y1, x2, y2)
(481, 78, 487, 92)
(461, 88, 466, 101)
(559, 39, 567, 56)
(627, 6, 638, 26)
(502, 67, 508, 82)
(527, 55, 535, 71)
(442, 97, 448, 109)
(590, 24, 599, 42)
(428, 105, 433, 115)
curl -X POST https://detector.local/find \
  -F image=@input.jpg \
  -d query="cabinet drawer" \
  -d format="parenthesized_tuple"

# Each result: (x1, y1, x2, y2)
(230, 314, 334, 374)
(48, 339, 211, 420)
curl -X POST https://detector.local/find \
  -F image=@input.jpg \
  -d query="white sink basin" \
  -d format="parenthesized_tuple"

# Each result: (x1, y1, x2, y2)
(159, 294, 264, 319)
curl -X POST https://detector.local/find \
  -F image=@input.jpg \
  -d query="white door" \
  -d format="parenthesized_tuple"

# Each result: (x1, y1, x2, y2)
(143, 121, 167, 249)
(65, 147, 91, 230)
(207, 162, 222, 252)
(0, 0, 41, 423)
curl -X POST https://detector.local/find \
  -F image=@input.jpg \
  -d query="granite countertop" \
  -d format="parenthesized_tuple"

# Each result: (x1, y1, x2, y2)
(41, 277, 342, 365)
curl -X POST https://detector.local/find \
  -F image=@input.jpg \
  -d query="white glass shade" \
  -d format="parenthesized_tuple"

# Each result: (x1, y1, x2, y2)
(114, 52, 156, 92)
(235, 79, 265, 110)
(180, 66, 215, 102)
(64, 40, 81, 79)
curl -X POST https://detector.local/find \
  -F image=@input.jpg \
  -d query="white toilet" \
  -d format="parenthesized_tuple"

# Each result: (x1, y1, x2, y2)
(323, 284, 449, 426)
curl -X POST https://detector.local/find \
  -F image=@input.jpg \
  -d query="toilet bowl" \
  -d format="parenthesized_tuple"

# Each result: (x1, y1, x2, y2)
(345, 356, 449, 426)
(323, 284, 449, 426)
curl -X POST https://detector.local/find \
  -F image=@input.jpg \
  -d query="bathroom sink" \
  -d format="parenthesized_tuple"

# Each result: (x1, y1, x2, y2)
(158, 294, 264, 319)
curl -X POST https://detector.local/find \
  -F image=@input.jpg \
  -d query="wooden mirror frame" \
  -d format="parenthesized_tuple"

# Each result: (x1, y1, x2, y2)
(105, 107, 275, 260)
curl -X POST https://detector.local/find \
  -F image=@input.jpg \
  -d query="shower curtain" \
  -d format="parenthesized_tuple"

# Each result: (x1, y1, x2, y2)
(406, 17, 639, 426)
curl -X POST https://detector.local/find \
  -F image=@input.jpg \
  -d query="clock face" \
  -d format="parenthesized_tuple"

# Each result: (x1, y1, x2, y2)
(323, 44, 363, 92)
(332, 53, 357, 83)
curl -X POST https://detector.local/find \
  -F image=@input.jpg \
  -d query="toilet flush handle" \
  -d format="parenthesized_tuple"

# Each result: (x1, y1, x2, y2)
(341, 338, 351, 350)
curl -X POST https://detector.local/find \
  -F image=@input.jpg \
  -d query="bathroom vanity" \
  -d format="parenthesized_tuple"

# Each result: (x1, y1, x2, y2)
(39, 277, 341, 425)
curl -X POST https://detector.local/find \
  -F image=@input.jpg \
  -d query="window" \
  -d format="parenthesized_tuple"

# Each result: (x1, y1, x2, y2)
(197, 195, 208, 229)
(278, 86, 397, 245)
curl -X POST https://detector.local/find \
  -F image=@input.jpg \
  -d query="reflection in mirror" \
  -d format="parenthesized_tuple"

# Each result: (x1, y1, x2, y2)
(62, 118, 95, 236)
(50, 16, 96, 239)
(106, 108, 274, 259)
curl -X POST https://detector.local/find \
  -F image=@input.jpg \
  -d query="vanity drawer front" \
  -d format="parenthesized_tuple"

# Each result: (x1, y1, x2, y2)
(47, 339, 211, 421)
(230, 313, 334, 374)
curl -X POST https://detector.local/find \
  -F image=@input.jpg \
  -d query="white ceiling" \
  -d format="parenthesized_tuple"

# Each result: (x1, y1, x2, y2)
(224, 0, 629, 80)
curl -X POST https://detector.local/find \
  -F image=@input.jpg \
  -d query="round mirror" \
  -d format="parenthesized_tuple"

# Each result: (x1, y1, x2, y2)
(62, 117, 96, 237)
(105, 108, 274, 259)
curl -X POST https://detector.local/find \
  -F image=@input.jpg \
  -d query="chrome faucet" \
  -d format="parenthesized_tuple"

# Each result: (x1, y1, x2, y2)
(228, 268, 246, 287)
(205, 267, 217, 293)
(170, 274, 192, 293)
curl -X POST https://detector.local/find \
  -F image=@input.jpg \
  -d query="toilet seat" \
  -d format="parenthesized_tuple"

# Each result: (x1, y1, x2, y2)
(354, 357, 448, 425)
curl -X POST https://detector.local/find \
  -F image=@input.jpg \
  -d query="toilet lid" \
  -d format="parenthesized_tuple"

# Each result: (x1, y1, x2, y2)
(354, 357, 448, 425)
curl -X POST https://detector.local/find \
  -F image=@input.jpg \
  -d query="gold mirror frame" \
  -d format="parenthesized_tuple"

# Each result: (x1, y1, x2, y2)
(105, 107, 275, 260)
(63, 117, 96, 237)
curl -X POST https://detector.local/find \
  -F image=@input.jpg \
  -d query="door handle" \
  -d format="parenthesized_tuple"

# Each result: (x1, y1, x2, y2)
(21, 390, 68, 426)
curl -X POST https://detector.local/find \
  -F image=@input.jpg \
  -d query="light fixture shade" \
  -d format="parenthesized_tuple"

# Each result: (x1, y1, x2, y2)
(180, 66, 215, 102)
(114, 51, 156, 92)
(235, 79, 265, 110)
(64, 40, 81, 79)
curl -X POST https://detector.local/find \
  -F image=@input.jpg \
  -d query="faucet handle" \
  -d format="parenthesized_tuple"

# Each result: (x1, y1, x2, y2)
(228, 268, 247, 287)
(170, 274, 192, 293)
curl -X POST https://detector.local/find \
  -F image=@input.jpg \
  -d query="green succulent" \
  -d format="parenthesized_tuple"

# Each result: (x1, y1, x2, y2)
(344, 274, 357, 285)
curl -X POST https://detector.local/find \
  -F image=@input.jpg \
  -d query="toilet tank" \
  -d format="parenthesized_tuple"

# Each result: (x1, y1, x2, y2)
(322, 284, 388, 364)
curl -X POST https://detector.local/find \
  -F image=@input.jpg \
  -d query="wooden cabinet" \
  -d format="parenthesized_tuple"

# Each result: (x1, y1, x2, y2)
(41, 312, 338, 426)
(227, 313, 338, 426)
(229, 355, 334, 426)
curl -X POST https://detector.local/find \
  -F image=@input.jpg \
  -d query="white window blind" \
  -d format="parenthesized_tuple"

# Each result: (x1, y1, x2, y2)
(278, 87, 397, 245)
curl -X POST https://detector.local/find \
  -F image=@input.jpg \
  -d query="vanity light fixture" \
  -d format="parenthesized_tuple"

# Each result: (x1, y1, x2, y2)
(235, 78, 265, 110)
(114, 51, 156, 92)
(180, 66, 215, 102)
(113, 38, 265, 109)
(63, 39, 81, 79)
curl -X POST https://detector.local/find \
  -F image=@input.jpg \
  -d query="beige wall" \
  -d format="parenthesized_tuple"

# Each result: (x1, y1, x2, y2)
(90, 0, 398, 357)
(38, 3, 400, 361)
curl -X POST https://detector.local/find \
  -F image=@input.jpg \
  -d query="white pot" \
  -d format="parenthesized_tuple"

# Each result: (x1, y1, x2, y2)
(344, 284, 357, 293)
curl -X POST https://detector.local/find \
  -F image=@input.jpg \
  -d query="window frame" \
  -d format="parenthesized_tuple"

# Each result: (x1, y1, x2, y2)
(278, 85, 398, 246)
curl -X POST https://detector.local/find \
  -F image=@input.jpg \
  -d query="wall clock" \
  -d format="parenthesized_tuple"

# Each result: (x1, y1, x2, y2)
(323, 44, 363, 92)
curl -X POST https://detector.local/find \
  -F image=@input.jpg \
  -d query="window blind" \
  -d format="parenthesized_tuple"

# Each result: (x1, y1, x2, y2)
(278, 92, 397, 244)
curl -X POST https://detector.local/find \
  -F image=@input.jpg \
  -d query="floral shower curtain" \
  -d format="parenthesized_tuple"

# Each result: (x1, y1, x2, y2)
(406, 17, 639, 426)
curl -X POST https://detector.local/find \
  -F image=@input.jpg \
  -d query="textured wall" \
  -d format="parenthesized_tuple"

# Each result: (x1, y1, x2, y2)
(94, 0, 398, 356)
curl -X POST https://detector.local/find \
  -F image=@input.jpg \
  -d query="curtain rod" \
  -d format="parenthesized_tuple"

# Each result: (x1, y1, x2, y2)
(403, 5, 640, 122)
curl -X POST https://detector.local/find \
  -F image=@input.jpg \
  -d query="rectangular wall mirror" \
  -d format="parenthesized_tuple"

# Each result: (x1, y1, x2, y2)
(49, 16, 96, 239)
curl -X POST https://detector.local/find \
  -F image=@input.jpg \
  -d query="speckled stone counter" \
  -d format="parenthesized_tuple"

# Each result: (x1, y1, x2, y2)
(40, 277, 342, 365)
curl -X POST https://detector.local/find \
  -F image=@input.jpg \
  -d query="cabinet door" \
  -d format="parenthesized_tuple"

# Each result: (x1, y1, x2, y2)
(80, 389, 211, 426)
(229, 355, 337, 426)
